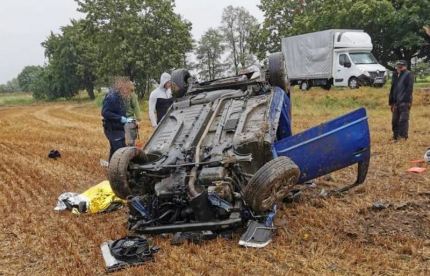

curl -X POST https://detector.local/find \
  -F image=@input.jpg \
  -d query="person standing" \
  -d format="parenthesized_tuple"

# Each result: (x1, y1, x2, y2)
(389, 60, 414, 141)
(124, 90, 142, 122)
(102, 77, 135, 160)
(148, 72, 173, 128)
(123, 89, 142, 146)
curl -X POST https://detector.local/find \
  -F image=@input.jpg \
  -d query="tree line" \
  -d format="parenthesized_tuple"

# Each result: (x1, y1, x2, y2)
(2, 0, 429, 99)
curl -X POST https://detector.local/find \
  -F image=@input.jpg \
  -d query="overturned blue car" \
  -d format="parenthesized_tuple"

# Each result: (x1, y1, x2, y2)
(108, 52, 370, 246)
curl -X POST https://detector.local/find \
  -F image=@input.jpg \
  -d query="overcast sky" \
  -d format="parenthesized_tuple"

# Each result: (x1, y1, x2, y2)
(0, 0, 263, 84)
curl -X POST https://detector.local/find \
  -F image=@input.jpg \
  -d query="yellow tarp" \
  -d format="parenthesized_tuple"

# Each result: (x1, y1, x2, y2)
(80, 180, 126, 214)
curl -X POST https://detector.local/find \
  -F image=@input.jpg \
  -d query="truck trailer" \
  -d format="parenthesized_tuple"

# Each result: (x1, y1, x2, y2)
(282, 29, 387, 91)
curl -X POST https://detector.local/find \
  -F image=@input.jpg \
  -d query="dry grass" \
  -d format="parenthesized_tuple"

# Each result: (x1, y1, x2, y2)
(0, 86, 429, 275)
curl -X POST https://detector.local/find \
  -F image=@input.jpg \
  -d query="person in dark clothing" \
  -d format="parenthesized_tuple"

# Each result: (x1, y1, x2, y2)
(389, 60, 414, 140)
(102, 77, 135, 160)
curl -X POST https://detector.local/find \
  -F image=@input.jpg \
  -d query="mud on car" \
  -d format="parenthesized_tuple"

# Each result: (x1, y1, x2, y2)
(108, 53, 371, 245)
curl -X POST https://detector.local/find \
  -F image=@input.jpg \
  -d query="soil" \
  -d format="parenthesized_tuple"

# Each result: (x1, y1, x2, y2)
(0, 88, 429, 275)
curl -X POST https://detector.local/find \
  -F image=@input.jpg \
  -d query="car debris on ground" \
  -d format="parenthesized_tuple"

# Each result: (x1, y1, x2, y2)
(101, 235, 159, 273)
(54, 180, 125, 214)
(48, 149, 61, 159)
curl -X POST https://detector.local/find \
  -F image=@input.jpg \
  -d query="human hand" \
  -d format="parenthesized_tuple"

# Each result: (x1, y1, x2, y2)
(390, 105, 395, 112)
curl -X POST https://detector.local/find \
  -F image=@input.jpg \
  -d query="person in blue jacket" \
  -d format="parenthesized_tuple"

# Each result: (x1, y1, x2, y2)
(102, 77, 135, 160)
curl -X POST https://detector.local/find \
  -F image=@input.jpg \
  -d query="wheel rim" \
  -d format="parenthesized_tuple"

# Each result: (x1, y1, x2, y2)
(260, 174, 298, 210)
(301, 82, 308, 91)
(350, 79, 357, 88)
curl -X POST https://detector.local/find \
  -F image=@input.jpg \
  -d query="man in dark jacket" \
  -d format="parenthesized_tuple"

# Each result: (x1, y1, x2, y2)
(389, 60, 414, 140)
(102, 77, 135, 160)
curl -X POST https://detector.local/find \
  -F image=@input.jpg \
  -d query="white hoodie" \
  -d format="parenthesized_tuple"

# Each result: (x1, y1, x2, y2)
(149, 72, 172, 127)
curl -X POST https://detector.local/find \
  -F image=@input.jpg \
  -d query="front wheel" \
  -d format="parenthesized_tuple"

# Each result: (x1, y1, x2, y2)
(243, 156, 300, 213)
(348, 77, 359, 89)
(267, 52, 287, 92)
(108, 147, 147, 199)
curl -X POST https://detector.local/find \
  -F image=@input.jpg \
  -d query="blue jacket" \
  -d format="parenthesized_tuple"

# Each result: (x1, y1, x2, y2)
(102, 90, 126, 130)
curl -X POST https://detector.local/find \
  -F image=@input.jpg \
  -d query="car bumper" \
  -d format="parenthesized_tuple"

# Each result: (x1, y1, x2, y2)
(358, 74, 386, 86)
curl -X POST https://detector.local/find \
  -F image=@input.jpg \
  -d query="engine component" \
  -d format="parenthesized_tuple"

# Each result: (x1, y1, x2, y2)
(198, 167, 226, 186)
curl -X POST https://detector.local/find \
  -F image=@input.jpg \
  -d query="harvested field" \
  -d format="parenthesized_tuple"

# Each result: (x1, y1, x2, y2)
(0, 87, 429, 275)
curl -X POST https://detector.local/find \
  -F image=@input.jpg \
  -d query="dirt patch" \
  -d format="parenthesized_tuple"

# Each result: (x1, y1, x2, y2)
(344, 199, 430, 242)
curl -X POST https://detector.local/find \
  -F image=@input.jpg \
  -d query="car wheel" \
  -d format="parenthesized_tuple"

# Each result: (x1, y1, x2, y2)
(300, 81, 310, 91)
(171, 69, 191, 98)
(108, 147, 147, 199)
(348, 77, 359, 89)
(243, 156, 300, 213)
(267, 52, 287, 92)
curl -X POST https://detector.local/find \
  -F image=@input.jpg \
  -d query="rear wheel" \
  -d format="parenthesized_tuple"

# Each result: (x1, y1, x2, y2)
(267, 52, 288, 92)
(243, 156, 300, 213)
(171, 69, 191, 98)
(300, 81, 311, 91)
(108, 147, 147, 199)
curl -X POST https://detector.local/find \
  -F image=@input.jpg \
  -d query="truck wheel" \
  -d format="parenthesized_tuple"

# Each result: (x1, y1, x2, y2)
(108, 147, 147, 199)
(300, 81, 310, 91)
(243, 156, 300, 213)
(171, 69, 191, 98)
(267, 52, 287, 92)
(348, 77, 359, 89)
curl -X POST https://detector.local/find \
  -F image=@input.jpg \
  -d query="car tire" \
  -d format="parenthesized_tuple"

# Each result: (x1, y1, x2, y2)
(348, 77, 359, 89)
(267, 52, 287, 92)
(300, 81, 311, 91)
(108, 147, 147, 199)
(243, 156, 300, 213)
(171, 69, 191, 98)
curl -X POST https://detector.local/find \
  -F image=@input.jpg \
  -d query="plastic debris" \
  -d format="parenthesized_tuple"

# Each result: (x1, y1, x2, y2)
(407, 167, 427, 174)
(101, 236, 159, 273)
(372, 201, 390, 211)
(54, 180, 125, 214)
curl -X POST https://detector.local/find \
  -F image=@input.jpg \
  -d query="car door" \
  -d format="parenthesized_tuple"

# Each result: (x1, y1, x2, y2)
(333, 53, 351, 86)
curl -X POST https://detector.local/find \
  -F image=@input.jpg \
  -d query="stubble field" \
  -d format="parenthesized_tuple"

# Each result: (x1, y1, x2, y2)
(0, 87, 429, 275)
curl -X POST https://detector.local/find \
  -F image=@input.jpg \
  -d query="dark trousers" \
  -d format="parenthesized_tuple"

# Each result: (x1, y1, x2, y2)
(392, 103, 410, 140)
(104, 128, 125, 161)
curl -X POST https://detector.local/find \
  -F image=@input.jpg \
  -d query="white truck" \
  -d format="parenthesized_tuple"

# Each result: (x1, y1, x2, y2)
(281, 29, 387, 91)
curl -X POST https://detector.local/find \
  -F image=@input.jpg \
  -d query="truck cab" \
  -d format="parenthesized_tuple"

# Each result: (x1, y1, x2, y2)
(333, 31, 387, 88)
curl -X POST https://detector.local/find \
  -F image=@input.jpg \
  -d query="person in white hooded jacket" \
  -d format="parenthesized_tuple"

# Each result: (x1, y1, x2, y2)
(148, 72, 173, 128)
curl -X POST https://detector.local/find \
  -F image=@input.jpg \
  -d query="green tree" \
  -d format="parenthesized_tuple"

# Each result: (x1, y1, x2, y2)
(17, 66, 44, 92)
(76, 0, 193, 98)
(41, 19, 99, 100)
(195, 28, 226, 81)
(252, 0, 307, 60)
(258, 0, 430, 69)
(0, 78, 21, 93)
(221, 6, 258, 75)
